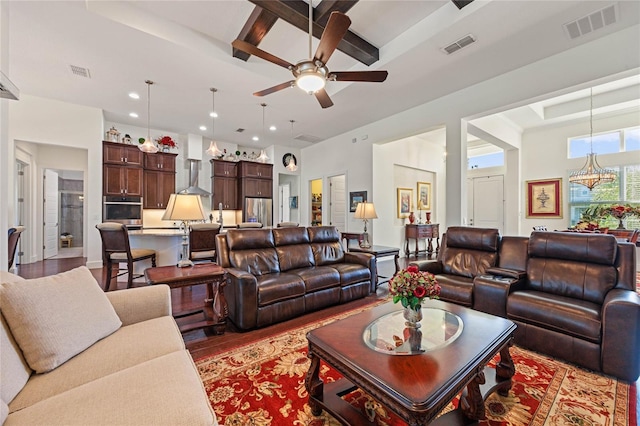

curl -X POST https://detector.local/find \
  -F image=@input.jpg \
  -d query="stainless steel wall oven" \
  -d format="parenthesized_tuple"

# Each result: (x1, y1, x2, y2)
(103, 196, 143, 228)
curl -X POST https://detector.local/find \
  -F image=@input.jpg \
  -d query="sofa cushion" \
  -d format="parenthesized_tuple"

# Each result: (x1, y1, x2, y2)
(291, 266, 340, 292)
(441, 249, 497, 278)
(507, 291, 602, 343)
(273, 226, 310, 245)
(9, 316, 184, 412)
(5, 350, 216, 426)
(257, 273, 305, 306)
(0, 314, 32, 405)
(446, 227, 499, 252)
(330, 263, 371, 286)
(226, 229, 274, 250)
(0, 266, 122, 373)
(529, 231, 617, 266)
(436, 275, 474, 307)
(230, 248, 280, 276)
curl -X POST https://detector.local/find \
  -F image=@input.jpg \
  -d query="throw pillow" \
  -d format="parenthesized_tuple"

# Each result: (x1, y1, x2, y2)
(0, 266, 122, 373)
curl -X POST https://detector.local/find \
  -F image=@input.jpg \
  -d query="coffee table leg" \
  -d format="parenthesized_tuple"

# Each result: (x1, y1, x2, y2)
(459, 369, 486, 421)
(496, 340, 515, 396)
(305, 352, 323, 416)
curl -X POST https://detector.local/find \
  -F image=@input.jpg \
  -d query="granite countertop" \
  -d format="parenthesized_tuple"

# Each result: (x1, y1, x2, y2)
(129, 229, 183, 236)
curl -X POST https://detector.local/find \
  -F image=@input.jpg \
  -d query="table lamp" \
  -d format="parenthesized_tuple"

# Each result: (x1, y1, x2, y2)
(354, 202, 378, 249)
(162, 193, 206, 267)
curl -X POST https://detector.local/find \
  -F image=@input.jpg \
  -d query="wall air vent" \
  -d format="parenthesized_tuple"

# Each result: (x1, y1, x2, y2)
(441, 34, 476, 55)
(563, 4, 617, 40)
(0, 71, 19, 100)
(70, 65, 91, 78)
(236, 128, 245, 133)
(294, 134, 323, 144)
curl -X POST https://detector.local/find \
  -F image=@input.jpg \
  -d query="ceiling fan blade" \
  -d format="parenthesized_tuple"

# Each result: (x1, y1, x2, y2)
(314, 12, 351, 65)
(329, 70, 389, 82)
(314, 89, 334, 109)
(253, 81, 295, 97)
(232, 39, 294, 70)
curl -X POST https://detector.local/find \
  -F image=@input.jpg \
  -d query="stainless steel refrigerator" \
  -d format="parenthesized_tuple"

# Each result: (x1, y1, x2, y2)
(244, 197, 273, 227)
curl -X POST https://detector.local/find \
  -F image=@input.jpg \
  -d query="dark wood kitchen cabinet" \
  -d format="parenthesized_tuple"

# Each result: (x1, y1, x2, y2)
(211, 159, 238, 210)
(103, 141, 143, 166)
(239, 161, 272, 179)
(103, 164, 143, 196)
(240, 177, 272, 198)
(143, 152, 177, 209)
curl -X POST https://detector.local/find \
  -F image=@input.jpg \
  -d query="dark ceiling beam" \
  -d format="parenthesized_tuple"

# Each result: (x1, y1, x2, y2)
(314, 0, 359, 26)
(232, 6, 279, 61)
(248, 0, 379, 66)
(452, 0, 474, 10)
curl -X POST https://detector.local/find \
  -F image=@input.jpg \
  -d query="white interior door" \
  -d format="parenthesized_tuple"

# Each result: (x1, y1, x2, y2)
(470, 175, 504, 232)
(279, 183, 291, 223)
(329, 175, 346, 232)
(43, 169, 59, 259)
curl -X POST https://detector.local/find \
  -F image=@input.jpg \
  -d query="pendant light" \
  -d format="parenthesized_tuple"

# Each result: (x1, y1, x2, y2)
(286, 120, 298, 171)
(257, 103, 270, 163)
(568, 88, 616, 190)
(205, 87, 223, 157)
(138, 80, 159, 153)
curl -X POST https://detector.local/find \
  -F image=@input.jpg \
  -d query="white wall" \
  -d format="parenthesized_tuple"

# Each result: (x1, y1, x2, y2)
(0, 1, 11, 270)
(521, 111, 640, 234)
(9, 95, 104, 268)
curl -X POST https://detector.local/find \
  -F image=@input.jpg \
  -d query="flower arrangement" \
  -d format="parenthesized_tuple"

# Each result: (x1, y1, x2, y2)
(601, 204, 639, 219)
(156, 136, 177, 148)
(388, 265, 440, 311)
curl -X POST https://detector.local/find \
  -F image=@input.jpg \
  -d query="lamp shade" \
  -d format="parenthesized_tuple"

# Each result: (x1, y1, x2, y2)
(354, 202, 378, 220)
(162, 194, 206, 221)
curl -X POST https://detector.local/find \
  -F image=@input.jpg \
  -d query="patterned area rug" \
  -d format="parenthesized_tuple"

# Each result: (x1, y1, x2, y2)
(196, 304, 637, 426)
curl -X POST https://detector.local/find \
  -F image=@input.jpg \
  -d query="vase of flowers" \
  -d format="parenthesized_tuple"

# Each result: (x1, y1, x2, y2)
(601, 204, 640, 229)
(156, 136, 177, 152)
(388, 265, 440, 328)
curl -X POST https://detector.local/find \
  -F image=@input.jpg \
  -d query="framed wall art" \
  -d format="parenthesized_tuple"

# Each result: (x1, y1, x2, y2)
(289, 196, 298, 209)
(397, 187, 413, 218)
(349, 191, 367, 213)
(526, 178, 562, 218)
(417, 182, 431, 211)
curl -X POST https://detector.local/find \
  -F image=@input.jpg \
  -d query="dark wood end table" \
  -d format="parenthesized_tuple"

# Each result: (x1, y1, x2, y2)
(144, 263, 228, 335)
(305, 300, 516, 425)
(348, 245, 400, 286)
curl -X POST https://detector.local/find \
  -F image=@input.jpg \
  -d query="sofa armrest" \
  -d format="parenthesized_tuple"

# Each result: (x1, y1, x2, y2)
(222, 268, 259, 330)
(473, 274, 526, 318)
(344, 252, 376, 293)
(105, 285, 172, 327)
(485, 267, 526, 280)
(409, 260, 443, 275)
(601, 289, 640, 382)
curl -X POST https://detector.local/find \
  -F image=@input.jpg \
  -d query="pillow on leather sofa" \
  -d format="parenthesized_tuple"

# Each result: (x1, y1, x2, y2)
(0, 266, 122, 373)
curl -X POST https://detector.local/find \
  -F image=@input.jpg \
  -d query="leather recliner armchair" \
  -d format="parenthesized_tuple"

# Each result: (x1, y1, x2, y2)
(410, 227, 500, 307)
(506, 231, 639, 382)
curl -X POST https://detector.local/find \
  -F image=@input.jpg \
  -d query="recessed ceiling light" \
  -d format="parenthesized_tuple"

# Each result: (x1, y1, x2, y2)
(252, 136, 259, 141)
(199, 126, 207, 131)
(129, 92, 140, 99)
(269, 125, 276, 131)
(129, 112, 138, 118)
(209, 112, 218, 118)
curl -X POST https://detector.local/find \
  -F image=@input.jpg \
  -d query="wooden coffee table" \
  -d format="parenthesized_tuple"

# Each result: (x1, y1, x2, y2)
(305, 300, 516, 425)
(144, 263, 227, 335)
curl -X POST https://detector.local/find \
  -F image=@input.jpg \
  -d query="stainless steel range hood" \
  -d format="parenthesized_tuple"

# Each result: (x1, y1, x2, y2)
(178, 134, 210, 195)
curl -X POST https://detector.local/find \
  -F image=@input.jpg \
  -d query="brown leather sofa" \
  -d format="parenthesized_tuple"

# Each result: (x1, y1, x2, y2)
(506, 231, 639, 382)
(215, 226, 376, 331)
(410, 227, 500, 307)
(413, 228, 639, 382)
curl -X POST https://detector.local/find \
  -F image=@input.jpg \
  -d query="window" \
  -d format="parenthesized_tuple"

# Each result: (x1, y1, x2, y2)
(568, 126, 639, 158)
(468, 152, 504, 169)
(569, 164, 640, 229)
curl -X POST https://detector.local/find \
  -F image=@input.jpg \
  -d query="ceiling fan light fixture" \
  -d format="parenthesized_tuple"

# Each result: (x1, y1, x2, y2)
(296, 72, 326, 94)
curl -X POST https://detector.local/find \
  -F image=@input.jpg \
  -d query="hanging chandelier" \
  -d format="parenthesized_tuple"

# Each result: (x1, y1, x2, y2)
(205, 87, 223, 157)
(568, 88, 616, 190)
(138, 80, 159, 153)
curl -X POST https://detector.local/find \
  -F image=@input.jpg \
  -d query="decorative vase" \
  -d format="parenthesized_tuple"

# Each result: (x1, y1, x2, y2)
(617, 218, 625, 229)
(162, 145, 169, 153)
(425, 212, 431, 224)
(403, 306, 422, 329)
(408, 212, 415, 224)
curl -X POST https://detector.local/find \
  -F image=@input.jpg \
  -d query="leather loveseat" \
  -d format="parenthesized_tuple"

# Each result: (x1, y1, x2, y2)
(215, 226, 376, 330)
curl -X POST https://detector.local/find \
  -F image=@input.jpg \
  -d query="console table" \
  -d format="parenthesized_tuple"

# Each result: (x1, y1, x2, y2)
(405, 224, 440, 258)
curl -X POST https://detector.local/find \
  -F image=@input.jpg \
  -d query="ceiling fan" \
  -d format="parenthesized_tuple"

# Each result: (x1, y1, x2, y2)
(232, 5, 388, 109)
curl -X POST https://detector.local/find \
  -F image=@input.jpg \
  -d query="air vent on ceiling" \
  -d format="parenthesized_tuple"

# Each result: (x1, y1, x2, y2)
(563, 4, 617, 40)
(441, 34, 476, 55)
(294, 134, 323, 144)
(70, 65, 91, 78)
(235, 128, 245, 133)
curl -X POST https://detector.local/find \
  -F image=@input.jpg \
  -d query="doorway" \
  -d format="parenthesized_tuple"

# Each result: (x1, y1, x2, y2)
(328, 174, 346, 232)
(278, 183, 291, 223)
(310, 179, 323, 226)
(44, 169, 85, 259)
(467, 175, 504, 232)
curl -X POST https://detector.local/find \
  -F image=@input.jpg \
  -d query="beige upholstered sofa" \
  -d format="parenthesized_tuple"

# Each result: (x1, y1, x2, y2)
(0, 267, 217, 425)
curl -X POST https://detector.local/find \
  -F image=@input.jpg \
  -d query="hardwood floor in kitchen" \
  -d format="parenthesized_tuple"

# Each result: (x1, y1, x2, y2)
(14, 255, 423, 359)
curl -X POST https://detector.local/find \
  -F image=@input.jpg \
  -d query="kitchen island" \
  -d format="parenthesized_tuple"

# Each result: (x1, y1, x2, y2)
(128, 228, 184, 270)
